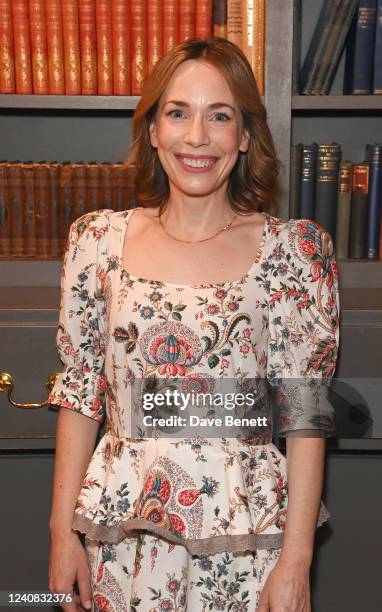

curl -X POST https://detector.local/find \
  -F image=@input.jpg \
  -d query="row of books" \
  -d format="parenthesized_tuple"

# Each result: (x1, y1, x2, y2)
(0, 161, 135, 258)
(290, 142, 382, 260)
(295, 0, 382, 95)
(0, 0, 265, 97)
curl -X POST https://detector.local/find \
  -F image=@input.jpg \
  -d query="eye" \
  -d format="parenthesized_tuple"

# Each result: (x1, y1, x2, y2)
(167, 109, 185, 119)
(212, 112, 230, 122)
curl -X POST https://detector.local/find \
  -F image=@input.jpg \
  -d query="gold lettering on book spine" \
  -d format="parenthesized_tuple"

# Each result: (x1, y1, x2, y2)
(0, 1, 15, 91)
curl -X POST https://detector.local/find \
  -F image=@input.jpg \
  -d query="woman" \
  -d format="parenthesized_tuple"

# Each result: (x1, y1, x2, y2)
(48, 38, 340, 612)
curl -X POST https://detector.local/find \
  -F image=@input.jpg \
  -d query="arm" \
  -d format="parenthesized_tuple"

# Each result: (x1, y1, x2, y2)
(279, 436, 326, 568)
(49, 408, 100, 538)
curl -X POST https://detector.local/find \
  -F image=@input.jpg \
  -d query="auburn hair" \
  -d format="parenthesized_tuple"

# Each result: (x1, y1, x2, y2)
(126, 37, 281, 215)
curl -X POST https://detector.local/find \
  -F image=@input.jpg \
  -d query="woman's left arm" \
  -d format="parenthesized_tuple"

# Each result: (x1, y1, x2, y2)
(258, 436, 326, 612)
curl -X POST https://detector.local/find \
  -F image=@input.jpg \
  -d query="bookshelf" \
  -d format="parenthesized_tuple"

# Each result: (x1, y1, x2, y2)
(0, 0, 381, 449)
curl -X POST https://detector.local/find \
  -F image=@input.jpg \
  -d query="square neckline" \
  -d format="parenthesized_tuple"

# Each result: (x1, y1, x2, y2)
(119, 206, 271, 289)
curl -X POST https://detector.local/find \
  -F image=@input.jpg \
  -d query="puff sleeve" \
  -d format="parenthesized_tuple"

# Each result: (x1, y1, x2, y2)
(48, 209, 114, 423)
(266, 218, 340, 437)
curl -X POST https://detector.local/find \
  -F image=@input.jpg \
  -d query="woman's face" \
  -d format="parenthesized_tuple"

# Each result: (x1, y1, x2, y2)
(149, 60, 250, 198)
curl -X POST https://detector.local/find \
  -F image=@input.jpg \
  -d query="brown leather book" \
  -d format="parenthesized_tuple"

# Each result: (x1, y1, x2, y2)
(96, 0, 113, 95)
(147, 0, 162, 74)
(47, 162, 61, 257)
(111, 163, 136, 212)
(29, 0, 49, 94)
(179, 0, 196, 42)
(99, 162, 113, 210)
(22, 162, 36, 258)
(79, 0, 97, 95)
(227, 0, 242, 48)
(349, 163, 370, 259)
(213, 0, 227, 38)
(8, 163, 24, 256)
(46, 0, 65, 94)
(196, 0, 212, 39)
(112, 0, 131, 94)
(71, 162, 88, 219)
(62, 0, 81, 95)
(12, 0, 33, 94)
(336, 161, 353, 259)
(34, 162, 51, 258)
(0, 0, 15, 93)
(252, 0, 265, 96)
(130, 0, 147, 95)
(59, 162, 73, 251)
(85, 162, 101, 213)
(163, 0, 179, 53)
(0, 162, 11, 256)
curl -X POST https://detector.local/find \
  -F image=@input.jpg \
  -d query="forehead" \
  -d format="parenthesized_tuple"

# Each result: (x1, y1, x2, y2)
(159, 60, 236, 105)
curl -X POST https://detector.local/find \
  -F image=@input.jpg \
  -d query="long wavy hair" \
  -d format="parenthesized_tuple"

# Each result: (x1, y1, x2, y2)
(126, 37, 281, 216)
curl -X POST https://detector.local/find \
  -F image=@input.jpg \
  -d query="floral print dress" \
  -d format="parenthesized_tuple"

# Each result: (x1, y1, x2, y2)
(48, 206, 340, 611)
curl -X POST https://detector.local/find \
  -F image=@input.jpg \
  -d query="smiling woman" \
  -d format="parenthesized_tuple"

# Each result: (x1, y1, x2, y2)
(48, 37, 340, 612)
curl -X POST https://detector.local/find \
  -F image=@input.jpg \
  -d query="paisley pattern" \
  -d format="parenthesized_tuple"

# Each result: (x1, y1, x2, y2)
(48, 207, 340, 608)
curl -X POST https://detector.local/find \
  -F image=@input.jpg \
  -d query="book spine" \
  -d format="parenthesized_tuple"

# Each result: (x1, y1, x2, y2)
(47, 162, 61, 257)
(147, 0, 162, 74)
(319, 0, 359, 95)
(300, 143, 318, 220)
(99, 163, 113, 210)
(213, 0, 227, 38)
(130, 0, 147, 95)
(289, 143, 302, 219)
(227, 0, 242, 48)
(312, 0, 357, 95)
(0, 0, 15, 93)
(343, 0, 378, 95)
(96, 0, 113, 95)
(336, 161, 353, 258)
(62, 0, 81, 94)
(314, 143, 342, 241)
(34, 163, 50, 258)
(12, 0, 33, 94)
(59, 162, 73, 250)
(29, 0, 49, 94)
(292, 0, 302, 94)
(373, 0, 382, 93)
(163, 0, 178, 53)
(22, 162, 36, 257)
(0, 162, 11, 255)
(366, 144, 382, 258)
(46, 0, 65, 94)
(79, 0, 97, 95)
(300, 0, 342, 95)
(71, 162, 87, 219)
(252, 0, 265, 96)
(179, 0, 196, 42)
(241, 0, 254, 67)
(196, 0, 212, 39)
(8, 164, 24, 256)
(85, 162, 100, 212)
(111, 163, 127, 212)
(349, 163, 369, 258)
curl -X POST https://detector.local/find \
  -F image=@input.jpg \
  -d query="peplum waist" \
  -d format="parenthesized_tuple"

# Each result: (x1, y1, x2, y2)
(72, 432, 330, 556)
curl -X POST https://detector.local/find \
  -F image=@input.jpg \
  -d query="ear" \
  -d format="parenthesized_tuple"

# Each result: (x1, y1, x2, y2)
(239, 127, 250, 153)
(149, 121, 158, 148)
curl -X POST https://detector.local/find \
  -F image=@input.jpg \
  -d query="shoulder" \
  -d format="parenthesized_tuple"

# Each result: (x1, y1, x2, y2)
(68, 208, 115, 245)
(268, 215, 335, 264)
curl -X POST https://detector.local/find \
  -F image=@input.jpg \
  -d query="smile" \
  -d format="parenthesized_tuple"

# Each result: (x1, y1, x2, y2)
(176, 156, 217, 170)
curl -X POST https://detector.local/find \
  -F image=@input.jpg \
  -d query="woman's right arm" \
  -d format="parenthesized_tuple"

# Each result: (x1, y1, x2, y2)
(49, 408, 100, 611)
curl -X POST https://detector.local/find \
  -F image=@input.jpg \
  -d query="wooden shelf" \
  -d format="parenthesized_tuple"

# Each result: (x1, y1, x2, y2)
(0, 94, 141, 110)
(292, 95, 382, 111)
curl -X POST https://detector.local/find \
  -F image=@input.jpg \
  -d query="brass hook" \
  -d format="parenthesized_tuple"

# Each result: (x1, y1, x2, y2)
(0, 371, 59, 409)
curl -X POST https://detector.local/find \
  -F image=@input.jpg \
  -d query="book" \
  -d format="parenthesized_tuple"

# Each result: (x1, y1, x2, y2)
(46, 0, 65, 94)
(289, 143, 302, 219)
(0, 162, 11, 255)
(336, 161, 353, 258)
(179, 0, 196, 42)
(163, 0, 178, 54)
(292, 0, 302, 94)
(314, 143, 342, 241)
(349, 163, 370, 258)
(147, 0, 162, 74)
(373, 0, 382, 93)
(252, 0, 265, 96)
(300, 143, 318, 220)
(227, 0, 242, 48)
(12, 0, 33, 94)
(365, 144, 382, 259)
(96, 0, 113, 95)
(0, 0, 15, 93)
(213, 0, 227, 38)
(29, 0, 49, 94)
(79, 0, 98, 95)
(130, 0, 147, 95)
(343, 0, 378, 95)
(62, 0, 81, 95)
(196, 0, 212, 39)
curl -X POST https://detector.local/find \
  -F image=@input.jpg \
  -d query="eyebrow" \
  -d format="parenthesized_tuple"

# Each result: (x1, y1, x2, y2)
(164, 100, 235, 112)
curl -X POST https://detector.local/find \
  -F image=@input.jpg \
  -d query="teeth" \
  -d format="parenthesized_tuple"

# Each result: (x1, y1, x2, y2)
(180, 157, 215, 168)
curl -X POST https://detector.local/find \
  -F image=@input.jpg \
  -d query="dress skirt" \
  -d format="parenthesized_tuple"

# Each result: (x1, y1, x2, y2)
(84, 533, 282, 611)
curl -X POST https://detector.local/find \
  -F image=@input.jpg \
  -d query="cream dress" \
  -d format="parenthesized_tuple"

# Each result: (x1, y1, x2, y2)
(48, 206, 340, 611)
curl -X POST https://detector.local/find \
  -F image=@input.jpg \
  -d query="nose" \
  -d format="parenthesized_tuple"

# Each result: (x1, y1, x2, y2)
(184, 115, 210, 147)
